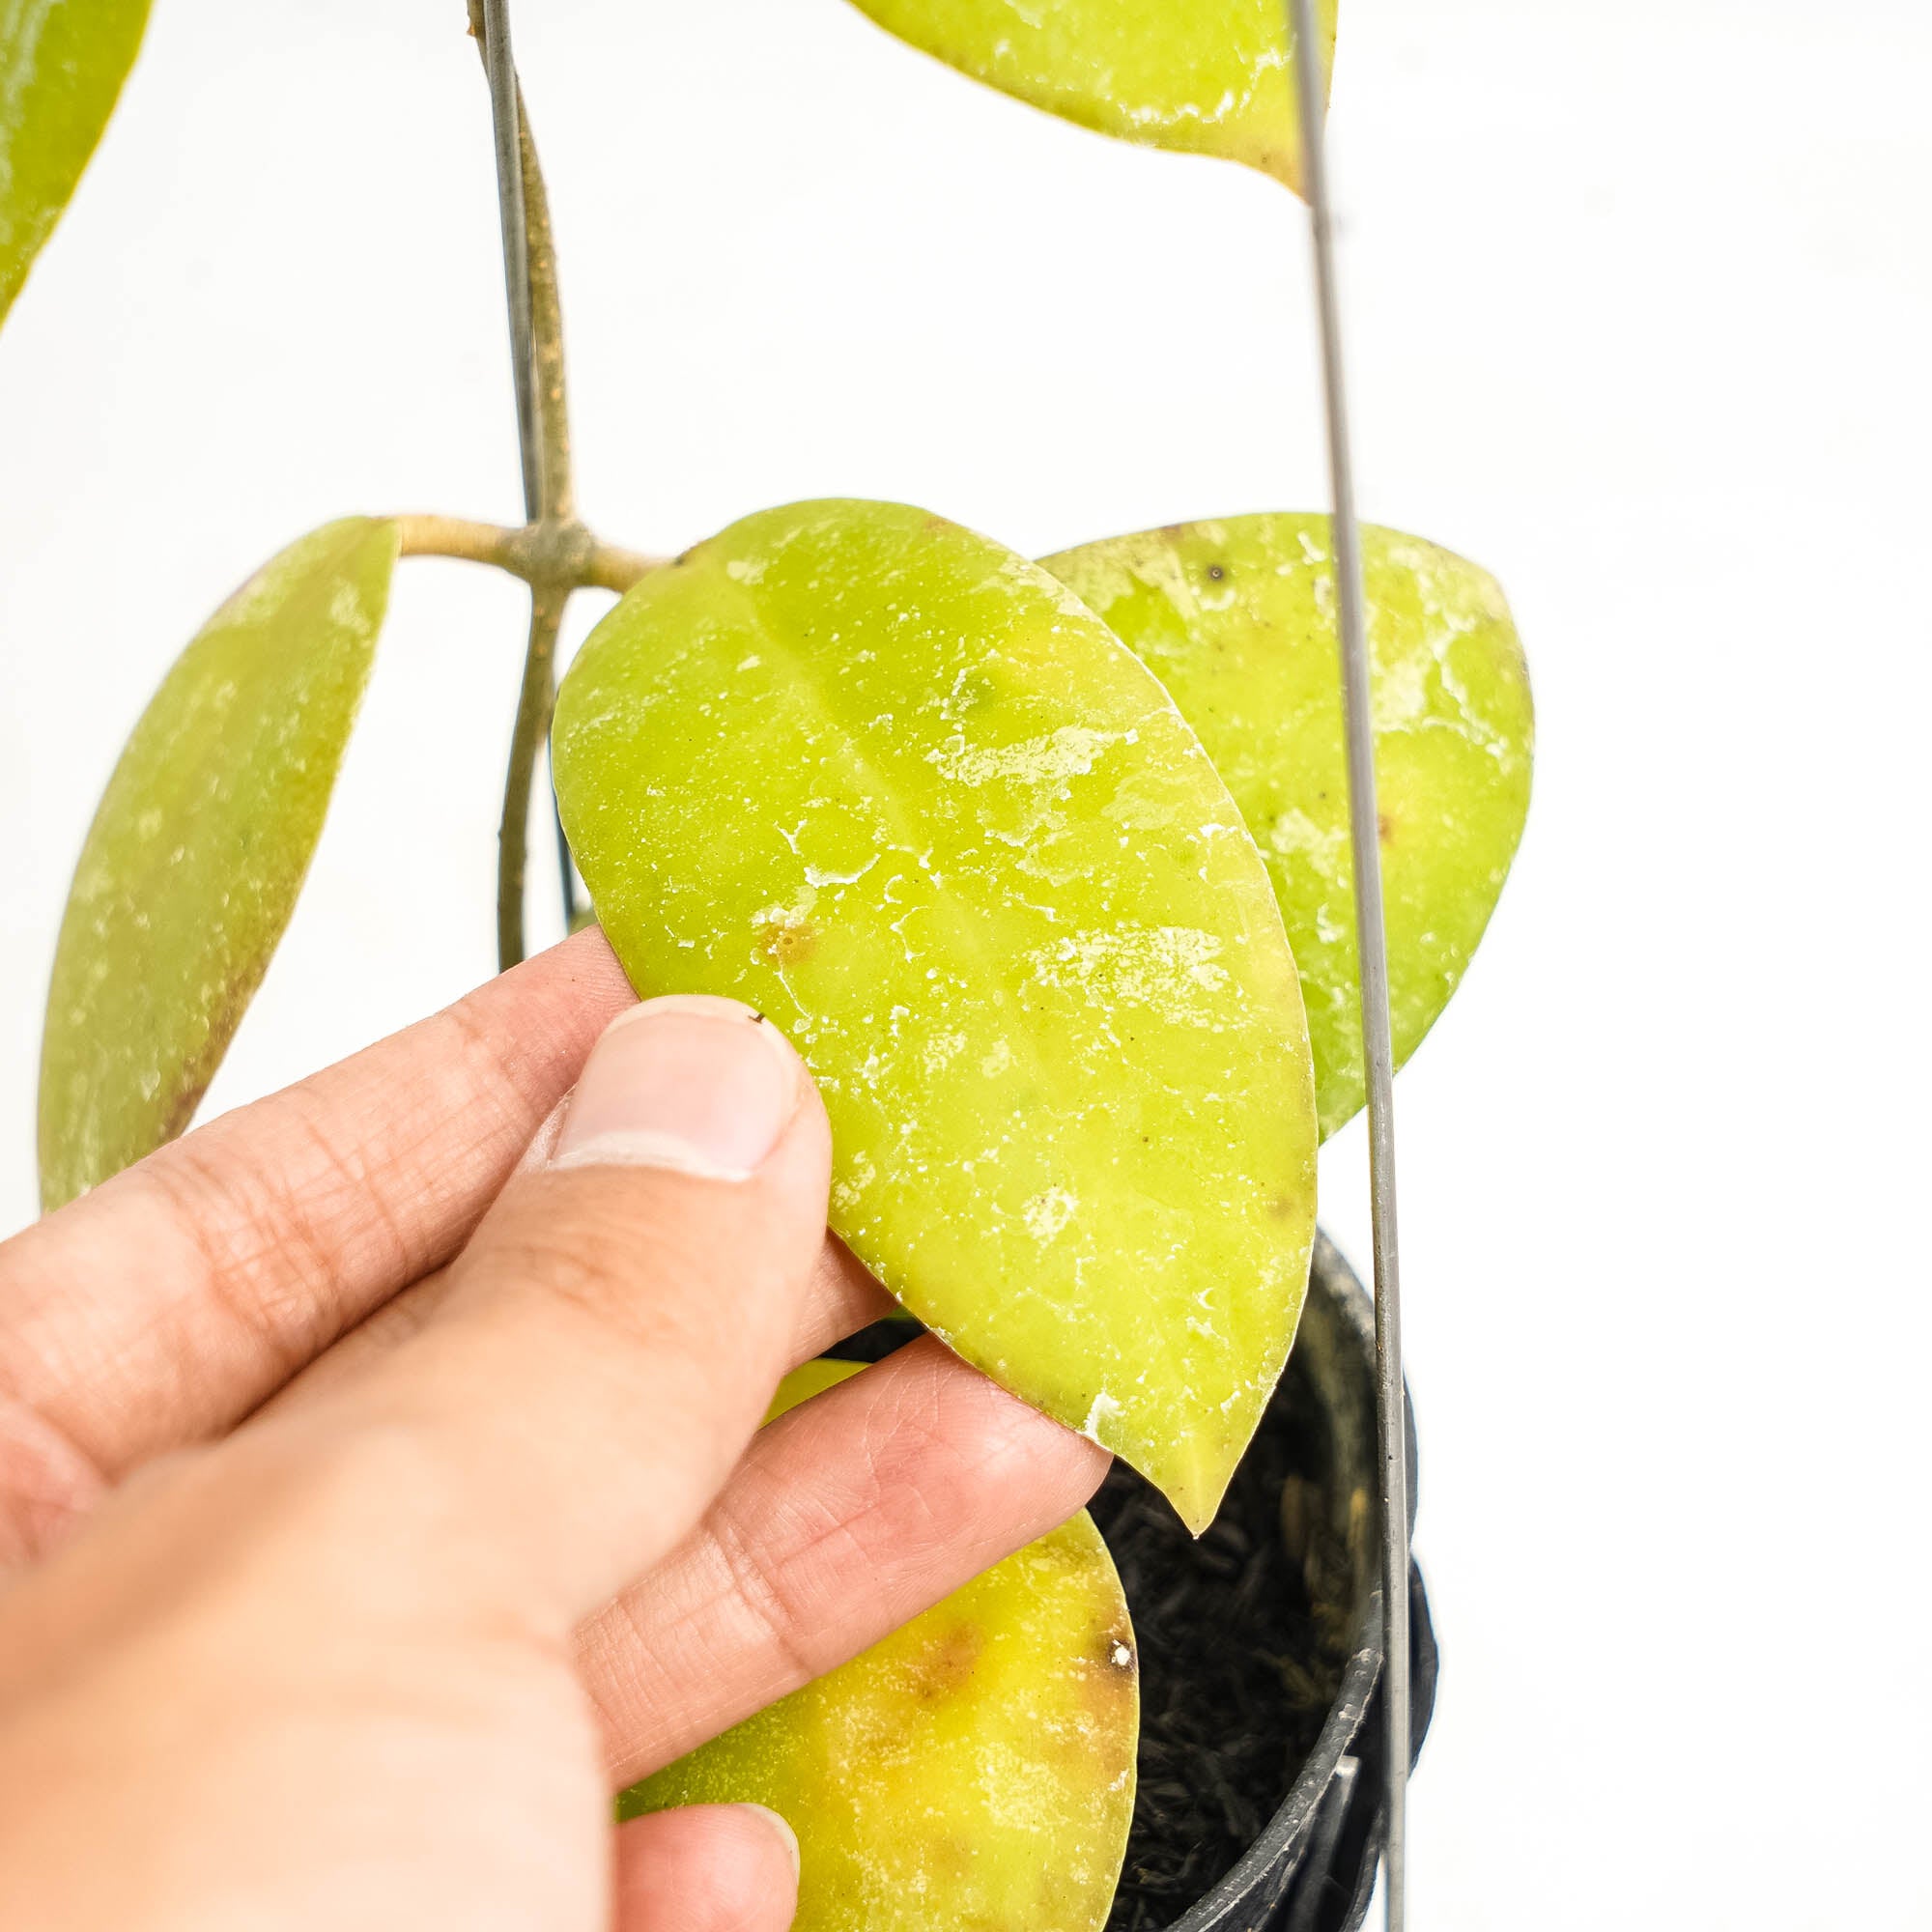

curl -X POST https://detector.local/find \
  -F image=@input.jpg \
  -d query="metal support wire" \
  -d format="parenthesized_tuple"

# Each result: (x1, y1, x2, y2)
(1284, 4, 1411, 1927)
(476, 0, 579, 932)
(478, 0, 541, 523)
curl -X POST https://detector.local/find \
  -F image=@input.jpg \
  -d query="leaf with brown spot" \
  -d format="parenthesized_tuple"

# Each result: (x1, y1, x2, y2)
(621, 1358, 1137, 1932)
(554, 498, 1318, 1532)
(38, 520, 399, 1208)
(1044, 514, 1534, 1139)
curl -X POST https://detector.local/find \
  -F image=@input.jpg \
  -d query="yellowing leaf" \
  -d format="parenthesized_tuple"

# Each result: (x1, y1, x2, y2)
(622, 1358, 1137, 1932)
(554, 500, 1317, 1532)
(39, 519, 399, 1208)
(2, 0, 152, 326)
(763, 1355, 868, 1423)
(847, 0, 1336, 192)
(1045, 515, 1533, 1138)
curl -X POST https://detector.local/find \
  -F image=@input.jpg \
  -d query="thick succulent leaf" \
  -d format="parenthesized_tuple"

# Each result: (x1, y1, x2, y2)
(762, 1355, 869, 1423)
(554, 499, 1317, 1532)
(39, 519, 398, 1208)
(847, 0, 1336, 192)
(1, 0, 152, 326)
(1044, 516, 1533, 1139)
(622, 1357, 1137, 1932)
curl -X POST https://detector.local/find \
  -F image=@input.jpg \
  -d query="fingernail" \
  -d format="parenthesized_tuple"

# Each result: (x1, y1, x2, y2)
(732, 1804, 801, 1882)
(553, 996, 799, 1180)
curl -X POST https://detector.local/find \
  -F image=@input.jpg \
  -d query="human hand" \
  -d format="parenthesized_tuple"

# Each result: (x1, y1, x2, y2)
(0, 931, 1107, 1930)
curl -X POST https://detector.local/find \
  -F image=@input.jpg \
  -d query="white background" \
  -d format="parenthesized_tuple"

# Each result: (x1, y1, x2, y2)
(2, 1, 1928, 1925)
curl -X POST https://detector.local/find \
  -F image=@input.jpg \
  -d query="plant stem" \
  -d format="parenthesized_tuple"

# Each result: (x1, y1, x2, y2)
(472, 0, 582, 968)
(496, 588, 567, 972)
(518, 87, 573, 527)
(394, 515, 662, 592)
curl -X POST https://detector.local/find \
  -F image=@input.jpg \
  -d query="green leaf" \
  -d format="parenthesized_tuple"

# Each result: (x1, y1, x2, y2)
(2, 0, 152, 327)
(1044, 515, 1533, 1139)
(622, 1357, 1137, 1932)
(39, 519, 399, 1208)
(554, 500, 1317, 1533)
(846, 0, 1335, 192)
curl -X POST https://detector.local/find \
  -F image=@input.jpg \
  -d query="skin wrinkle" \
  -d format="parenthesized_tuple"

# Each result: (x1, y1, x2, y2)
(593, 1412, 897, 1715)
(464, 1208, 797, 1461)
(269, 1080, 440, 1295)
(133, 1136, 355, 1395)
(0, 932, 637, 1491)
(248, 1264, 459, 1416)
(0, 1393, 105, 1570)
(586, 1339, 1107, 1782)
(0, 1175, 215, 1406)
(702, 1506, 826, 1697)
(260, 1228, 891, 1434)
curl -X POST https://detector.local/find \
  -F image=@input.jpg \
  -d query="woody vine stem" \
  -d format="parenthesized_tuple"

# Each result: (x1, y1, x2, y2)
(391, 1, 669, 969)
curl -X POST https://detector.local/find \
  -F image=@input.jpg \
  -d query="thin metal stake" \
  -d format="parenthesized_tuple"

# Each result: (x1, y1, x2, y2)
(1284, 5, 1411, 1926)
(477, 0, 579, 931)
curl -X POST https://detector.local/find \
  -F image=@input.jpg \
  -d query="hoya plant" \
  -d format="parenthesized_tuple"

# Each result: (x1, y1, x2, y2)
(10, 3, 1530, 1926)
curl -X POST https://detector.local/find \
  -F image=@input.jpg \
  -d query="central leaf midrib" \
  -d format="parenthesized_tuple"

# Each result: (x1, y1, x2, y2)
(732, 564, 1111, 1312)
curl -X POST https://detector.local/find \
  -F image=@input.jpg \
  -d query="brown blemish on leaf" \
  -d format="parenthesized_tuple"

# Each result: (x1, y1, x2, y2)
(923, 1833, 980, 1884)
(1075, 1613, 1139, 1742)
(1378, 811, 1395, 845)
(909, 1617, 984, 1702)
(759, 920, 817, 966)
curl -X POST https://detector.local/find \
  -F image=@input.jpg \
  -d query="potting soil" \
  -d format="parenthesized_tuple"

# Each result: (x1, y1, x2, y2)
(1089, 1363, 1350, 1932)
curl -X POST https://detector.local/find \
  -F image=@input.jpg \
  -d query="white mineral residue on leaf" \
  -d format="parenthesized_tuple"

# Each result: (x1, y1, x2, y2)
(1080, 1390, 1121, 1441)
(926, 724, 1122, 790)
(1010, 552, 1109, 625)
(215, 564, 293, 630)
(1125, 541, 1200, 621)
(1022, 1187, 1078, 1242)
(803, 855, 878, 888)
(830, 1149, 875, 1216)
(326, 579, 371, 633)
(1027, 923, 1236, 1028)
(921, 1029, 967, 1078)
(723, 555, 767, 584)
(1371, 629, 1451, 732)
(978, 1741, 1075, 1835)
(751, 883, 816, 930)
(1267, 805, 1347, 867)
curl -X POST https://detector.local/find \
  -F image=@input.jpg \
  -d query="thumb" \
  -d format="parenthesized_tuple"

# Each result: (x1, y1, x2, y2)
(291, 994, 833, 1629)
(614, 1804, 800, 1932)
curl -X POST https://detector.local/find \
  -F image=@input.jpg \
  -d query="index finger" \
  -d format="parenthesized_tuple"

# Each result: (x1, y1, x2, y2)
(0, 929, 635, 1509)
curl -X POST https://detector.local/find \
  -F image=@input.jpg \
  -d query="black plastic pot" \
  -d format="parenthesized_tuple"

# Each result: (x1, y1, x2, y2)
(832, 1233, 1434, 1932)
(1160, 1235, 1436, 1932)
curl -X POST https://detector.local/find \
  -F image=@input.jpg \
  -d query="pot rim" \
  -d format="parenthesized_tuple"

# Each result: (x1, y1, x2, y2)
(1162, 1231, 1411, 1932)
